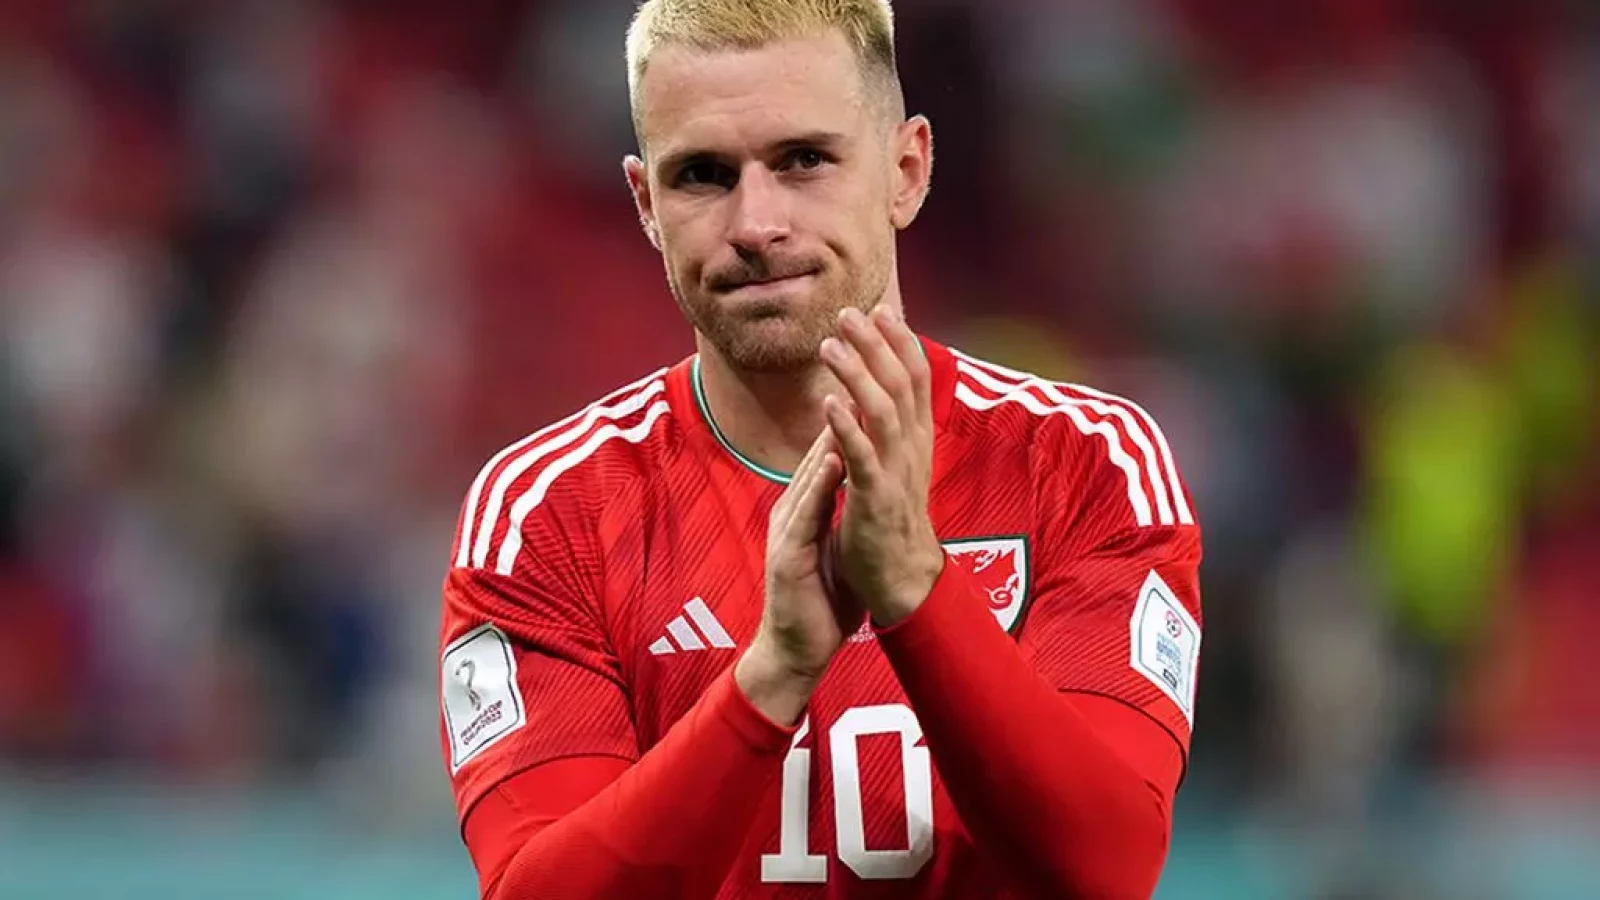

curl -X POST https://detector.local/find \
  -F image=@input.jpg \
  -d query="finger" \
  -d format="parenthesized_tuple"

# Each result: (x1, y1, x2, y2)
(770, 426, 828, 533)
(785, 439, 844, 541)
(821, 333, 901, 451)
(872, 306, 932, 428)
(790, 425, 832, 486)
(840, 307, 916, 426)
(774, 425, 836, 532)
(824, 394, 882, 488)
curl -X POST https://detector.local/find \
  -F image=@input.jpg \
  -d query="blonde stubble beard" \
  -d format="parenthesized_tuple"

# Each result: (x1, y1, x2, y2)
(668, 248, 895, 375)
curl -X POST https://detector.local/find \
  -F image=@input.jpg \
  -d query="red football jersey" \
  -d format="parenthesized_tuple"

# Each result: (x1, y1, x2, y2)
(440, 337, 1202, 898)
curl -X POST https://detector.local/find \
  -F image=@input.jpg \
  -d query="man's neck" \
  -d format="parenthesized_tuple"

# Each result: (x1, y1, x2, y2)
(695, 346, 840, 479)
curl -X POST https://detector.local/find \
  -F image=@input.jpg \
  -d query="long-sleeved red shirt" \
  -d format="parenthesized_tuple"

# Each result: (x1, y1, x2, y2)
(441, 339, 1202, 898)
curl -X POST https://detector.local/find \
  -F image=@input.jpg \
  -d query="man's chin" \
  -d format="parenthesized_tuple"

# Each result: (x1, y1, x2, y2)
(706, 318, 829, 374)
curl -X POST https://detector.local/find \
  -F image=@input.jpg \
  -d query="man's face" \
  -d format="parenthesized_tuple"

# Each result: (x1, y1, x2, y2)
(627, 32, 925, 372)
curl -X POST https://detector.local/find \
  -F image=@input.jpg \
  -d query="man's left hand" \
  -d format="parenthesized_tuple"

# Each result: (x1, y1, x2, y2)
(819, 305, 946, 626)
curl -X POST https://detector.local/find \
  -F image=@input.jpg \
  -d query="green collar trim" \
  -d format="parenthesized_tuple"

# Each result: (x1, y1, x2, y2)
(691, 356, 794, 485)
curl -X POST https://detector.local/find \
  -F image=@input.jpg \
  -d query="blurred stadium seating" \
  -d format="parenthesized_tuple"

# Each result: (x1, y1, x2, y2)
(0, 1, 1596, 897)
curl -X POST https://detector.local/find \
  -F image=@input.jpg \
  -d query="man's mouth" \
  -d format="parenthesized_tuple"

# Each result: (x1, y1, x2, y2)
(726, 270, 818, 291)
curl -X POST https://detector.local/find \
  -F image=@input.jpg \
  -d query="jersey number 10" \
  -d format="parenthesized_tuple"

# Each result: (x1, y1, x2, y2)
(760, 703, 934, 883)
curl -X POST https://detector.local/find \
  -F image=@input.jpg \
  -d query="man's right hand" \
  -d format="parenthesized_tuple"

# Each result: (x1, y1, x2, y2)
(735, 426, 858, 726)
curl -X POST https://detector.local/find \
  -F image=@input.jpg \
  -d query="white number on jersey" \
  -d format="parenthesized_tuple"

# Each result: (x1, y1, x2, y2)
(761, 703, 935, 883)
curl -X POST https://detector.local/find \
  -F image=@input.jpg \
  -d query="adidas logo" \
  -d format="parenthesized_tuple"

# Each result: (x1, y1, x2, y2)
(649, 598, 736, 655)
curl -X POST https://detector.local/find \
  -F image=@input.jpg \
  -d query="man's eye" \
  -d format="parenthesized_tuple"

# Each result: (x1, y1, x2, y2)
(787, 149, 827, 170)
(679, 163, 733, 188)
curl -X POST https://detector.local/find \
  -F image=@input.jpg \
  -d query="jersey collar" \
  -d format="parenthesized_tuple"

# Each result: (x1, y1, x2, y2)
(679, 335, 958, 486)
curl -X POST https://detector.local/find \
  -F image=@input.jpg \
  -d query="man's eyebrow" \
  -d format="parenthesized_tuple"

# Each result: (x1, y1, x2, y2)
(654, 131, 850, 178)
(768, 130, 849, 153)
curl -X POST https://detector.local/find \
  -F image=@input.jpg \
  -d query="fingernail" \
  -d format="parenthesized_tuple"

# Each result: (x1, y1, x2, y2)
(820, 339, 844, 362)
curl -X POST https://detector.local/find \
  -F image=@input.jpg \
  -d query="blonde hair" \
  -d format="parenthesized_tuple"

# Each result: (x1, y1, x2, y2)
(626, 0, 901, 125)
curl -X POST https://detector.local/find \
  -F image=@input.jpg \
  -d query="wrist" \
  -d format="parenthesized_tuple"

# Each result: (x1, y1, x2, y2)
(871, 543, 946, 627)
(734, 640, 822, 727)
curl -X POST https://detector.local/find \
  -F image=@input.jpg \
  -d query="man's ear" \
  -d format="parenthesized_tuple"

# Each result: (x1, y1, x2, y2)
(623, 155, 661, 250)
(890, 115, 934, 231)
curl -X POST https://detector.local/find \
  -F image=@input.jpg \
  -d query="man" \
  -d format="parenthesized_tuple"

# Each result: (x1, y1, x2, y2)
(438, 1, 1202, 898)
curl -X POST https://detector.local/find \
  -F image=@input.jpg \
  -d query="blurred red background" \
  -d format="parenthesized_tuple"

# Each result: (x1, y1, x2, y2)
(0, 1, 1595, 897)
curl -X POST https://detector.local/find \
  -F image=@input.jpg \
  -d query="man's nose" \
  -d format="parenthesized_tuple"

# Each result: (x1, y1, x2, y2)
(726, 166, 791, 253)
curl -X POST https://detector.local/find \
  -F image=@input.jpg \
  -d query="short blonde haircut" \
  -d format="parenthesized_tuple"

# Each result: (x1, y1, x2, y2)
(626, 0, 901, 128)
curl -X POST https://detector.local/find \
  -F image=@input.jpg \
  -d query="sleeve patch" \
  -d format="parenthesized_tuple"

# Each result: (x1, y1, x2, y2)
(443, 624, 528, 773)
(1129, 570, 1200, 727)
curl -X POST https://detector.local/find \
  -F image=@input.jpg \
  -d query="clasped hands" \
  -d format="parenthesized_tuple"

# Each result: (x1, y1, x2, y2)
(745, 306, 947, 706)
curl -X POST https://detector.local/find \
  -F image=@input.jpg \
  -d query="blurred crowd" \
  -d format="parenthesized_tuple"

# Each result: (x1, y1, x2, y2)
(0, 0, 1597, 892)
